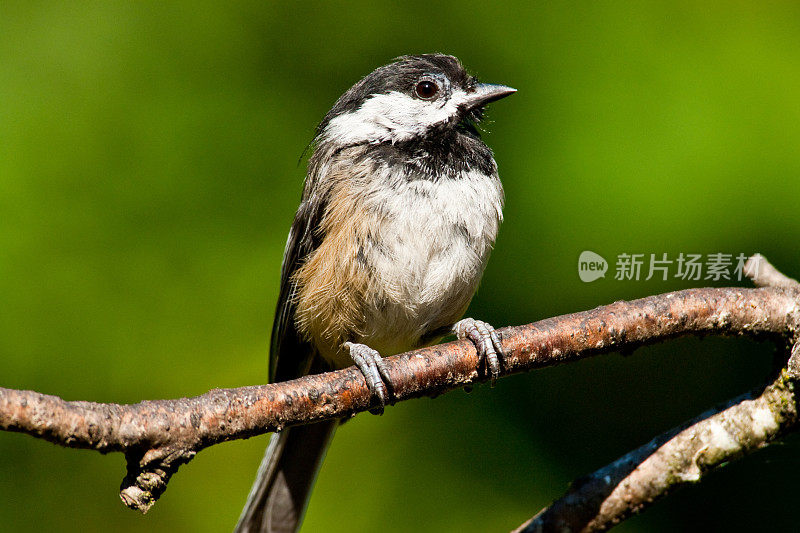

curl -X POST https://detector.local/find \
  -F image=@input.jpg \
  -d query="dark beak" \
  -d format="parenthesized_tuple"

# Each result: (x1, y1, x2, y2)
(464, 83, 517, 109)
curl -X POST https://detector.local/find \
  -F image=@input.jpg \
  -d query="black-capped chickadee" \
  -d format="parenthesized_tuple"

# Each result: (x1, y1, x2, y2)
(236, 53, 515, 533)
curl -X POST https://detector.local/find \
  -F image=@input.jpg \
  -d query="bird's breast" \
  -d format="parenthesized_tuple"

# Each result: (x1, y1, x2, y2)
(294, 163, 503, 367)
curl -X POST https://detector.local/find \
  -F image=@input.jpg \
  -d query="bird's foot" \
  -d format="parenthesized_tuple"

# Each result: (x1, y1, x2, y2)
(343, 342, 392, 414)
(453, 318, 504, 386)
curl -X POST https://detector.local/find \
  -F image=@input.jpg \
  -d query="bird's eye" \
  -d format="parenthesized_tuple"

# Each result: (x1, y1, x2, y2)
(415, 80, 439, 100)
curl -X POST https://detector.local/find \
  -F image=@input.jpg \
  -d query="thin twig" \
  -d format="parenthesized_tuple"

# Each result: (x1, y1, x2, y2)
(744, 253, 800, 290)
(513, 364, 799, 533)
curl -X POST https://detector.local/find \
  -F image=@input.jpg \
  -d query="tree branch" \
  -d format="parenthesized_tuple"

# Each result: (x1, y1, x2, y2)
(515, 256, 800, 532)
(744, 253, 800, 290)
(1, 257, 799, 521)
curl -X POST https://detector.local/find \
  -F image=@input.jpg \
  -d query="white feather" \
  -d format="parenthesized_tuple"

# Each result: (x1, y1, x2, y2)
(356, 165, 503, 354)
(323, 89, 471, 145)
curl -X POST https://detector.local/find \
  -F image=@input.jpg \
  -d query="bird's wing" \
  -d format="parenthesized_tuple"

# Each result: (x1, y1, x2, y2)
(269, 166, 330, 383)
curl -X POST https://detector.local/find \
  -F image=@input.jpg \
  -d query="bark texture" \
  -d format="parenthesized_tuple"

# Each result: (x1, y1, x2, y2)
(1, 256, 798, 527)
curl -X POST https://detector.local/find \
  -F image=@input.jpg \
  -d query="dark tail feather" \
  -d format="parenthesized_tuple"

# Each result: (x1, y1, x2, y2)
(234, 420, 339, 533)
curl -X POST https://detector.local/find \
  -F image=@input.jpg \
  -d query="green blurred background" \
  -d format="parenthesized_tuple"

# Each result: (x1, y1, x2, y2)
(2, 2, 800, 531)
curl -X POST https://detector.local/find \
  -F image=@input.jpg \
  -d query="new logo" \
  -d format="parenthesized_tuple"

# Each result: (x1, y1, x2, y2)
(578, 251, 608, 282)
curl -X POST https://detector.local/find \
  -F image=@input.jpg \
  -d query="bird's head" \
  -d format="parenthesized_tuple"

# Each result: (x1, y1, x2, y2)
(317, 54, 515, 146)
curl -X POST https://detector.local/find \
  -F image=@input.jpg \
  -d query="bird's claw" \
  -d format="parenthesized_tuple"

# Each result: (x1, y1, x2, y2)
(344, 342, 392, 414)
(454, 318, 504, 386)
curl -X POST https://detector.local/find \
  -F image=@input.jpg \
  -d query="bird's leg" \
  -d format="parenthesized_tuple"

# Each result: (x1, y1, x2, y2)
(453, 318, 505, 386)
(343, 342, 392, 413)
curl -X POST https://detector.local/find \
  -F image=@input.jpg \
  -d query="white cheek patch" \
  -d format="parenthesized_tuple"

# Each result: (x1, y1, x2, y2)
(324, 89, 470, 145)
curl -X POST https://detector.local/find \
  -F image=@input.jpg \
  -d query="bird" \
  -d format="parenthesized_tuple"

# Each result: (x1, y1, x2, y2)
(235, 53, 515, 533)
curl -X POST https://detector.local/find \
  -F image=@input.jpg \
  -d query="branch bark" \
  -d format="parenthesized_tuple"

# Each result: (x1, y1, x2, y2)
(1, 256, 799, 524)
(515, 256, 800, 532)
